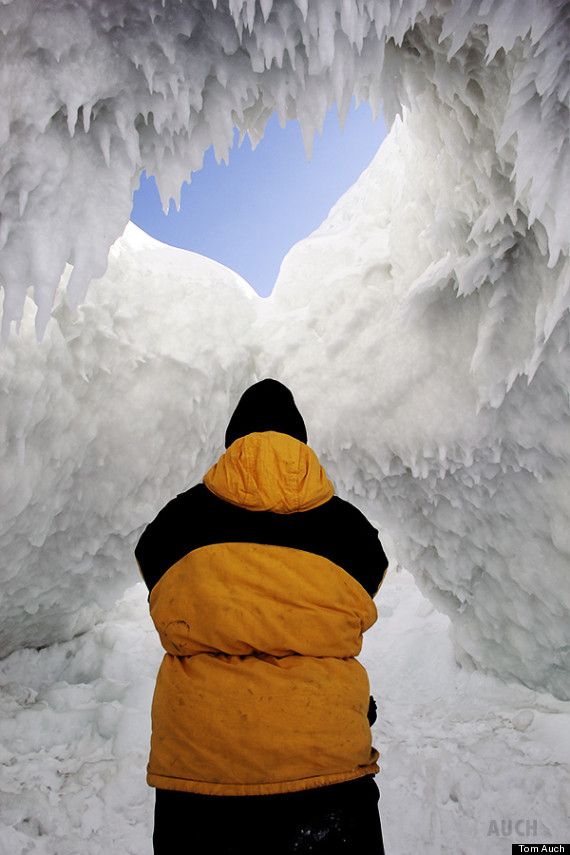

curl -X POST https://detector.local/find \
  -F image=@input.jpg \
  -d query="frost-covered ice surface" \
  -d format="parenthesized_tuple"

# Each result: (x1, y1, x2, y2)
(0, 570, 568, 855)
(1, 0, 568, 336)
(1, 0, 570, 850)
(261, 78, 570, 699)
(0, 224, 256, 656)
(0, 0, 393, 336)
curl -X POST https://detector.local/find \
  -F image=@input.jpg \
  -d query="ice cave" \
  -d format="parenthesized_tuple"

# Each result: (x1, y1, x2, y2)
(0, 1, 569, 853)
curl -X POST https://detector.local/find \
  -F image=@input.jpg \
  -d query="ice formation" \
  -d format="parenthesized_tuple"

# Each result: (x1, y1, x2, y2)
(0, 224, 256, 656)
(0, 0, 569, 704)
(261, 106, 570, 700)
(2, 0, 566, 339)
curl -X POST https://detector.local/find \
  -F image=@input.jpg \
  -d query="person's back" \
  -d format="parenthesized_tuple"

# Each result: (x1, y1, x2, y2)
(135, 379, 388, 853)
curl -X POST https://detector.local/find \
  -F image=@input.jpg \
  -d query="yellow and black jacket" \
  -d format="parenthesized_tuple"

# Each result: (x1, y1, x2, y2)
(136, 411, 387, 797)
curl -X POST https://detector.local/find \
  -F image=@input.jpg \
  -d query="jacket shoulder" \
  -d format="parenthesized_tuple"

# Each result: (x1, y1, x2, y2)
(317, 496, 388, 596)
(135, 483, 214, 590)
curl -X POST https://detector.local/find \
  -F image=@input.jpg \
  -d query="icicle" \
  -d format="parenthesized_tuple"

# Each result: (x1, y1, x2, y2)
(96, 124, 112, 168)
(245, 0, 256, 32)
(228, 0, 243, 32)
(260, 0, 273, 23)
(299, 116, 314, 162)
(66, 103, 79, 138)
(294, 0, 308, 22)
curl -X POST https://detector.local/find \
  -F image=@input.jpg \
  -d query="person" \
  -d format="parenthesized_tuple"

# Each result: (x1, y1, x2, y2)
(135, 379, 388, 854)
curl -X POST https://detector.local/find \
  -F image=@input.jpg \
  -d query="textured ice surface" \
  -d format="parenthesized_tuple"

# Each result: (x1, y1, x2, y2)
(0, 224, 256, 657)
(1, 0, 567, 336)
(0, 0, 569, 701)
(261, 104, 570, 700)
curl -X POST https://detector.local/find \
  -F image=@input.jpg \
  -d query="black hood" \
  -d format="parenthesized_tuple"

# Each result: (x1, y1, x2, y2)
(224, 379, 308, 448)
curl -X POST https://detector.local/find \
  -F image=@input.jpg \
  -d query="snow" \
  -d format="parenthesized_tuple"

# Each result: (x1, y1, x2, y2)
(361, 569, 570, 853)
(0, 584, 160, 855)
(0, 570, 568, 854)
(1, 0, 570, 851)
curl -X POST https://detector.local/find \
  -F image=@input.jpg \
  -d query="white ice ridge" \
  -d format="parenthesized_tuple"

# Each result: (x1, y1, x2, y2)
(0, 0, 569, 699)
(260, 103, 570, 700)
(0, 0, 568, 339)
(0, 224, 256, 657)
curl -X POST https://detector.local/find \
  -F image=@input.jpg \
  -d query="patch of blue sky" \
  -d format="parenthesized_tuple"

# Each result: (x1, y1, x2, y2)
(130, 99, 387, 296)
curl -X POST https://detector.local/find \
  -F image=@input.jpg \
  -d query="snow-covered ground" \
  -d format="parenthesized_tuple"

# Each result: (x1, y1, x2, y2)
(0, 567, 568, 855)
(363, 569, 570, 854)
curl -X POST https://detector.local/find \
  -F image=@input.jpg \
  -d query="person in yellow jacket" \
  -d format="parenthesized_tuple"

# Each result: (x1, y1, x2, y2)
(135, 379, 388, 854)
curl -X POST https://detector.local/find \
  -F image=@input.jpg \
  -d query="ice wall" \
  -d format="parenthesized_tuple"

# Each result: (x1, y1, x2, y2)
(0, 224, 256, 657)
(0, 0, 569, 696)
(260, 19, 570, 697)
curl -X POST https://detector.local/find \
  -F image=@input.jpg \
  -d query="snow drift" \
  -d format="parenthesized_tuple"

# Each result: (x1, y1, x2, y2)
(0, 0, 569, 700)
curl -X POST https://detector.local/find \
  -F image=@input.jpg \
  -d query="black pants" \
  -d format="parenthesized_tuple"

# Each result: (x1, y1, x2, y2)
(153, 776, 385, 854)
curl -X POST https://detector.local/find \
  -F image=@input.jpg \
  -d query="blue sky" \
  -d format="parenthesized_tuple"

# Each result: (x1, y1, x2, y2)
(130, 100, 387, 297)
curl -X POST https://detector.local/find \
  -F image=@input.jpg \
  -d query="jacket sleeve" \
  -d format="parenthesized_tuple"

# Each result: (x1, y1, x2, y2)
(358, 513, 389, 597)
(135, 487, 200, 591)
(324, 497, 388, 597)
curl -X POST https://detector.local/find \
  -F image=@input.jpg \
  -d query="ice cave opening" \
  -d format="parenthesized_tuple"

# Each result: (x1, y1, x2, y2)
(1, 0, 569, 707)
(129, 99, 388, 297)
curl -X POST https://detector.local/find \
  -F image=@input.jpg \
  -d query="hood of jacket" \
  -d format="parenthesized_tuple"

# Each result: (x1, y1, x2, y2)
(204, 430, 334, 513)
